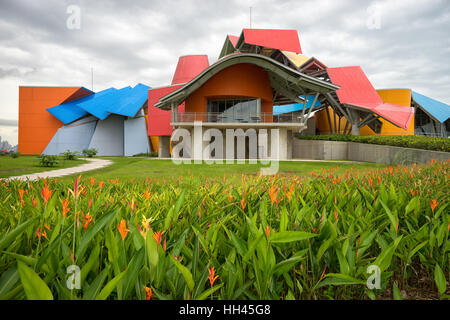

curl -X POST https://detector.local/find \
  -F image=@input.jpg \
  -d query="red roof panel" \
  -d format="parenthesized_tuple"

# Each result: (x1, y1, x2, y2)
(242, 28, 302, 53)
(171, 55, 209, 85)
(148, 85, 185, 136)
(327, 66, 414, 130)
(228, 35, 239, 47)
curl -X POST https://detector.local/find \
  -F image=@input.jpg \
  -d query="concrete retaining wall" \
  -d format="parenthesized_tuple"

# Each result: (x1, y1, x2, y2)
(292, 139, 450, 164)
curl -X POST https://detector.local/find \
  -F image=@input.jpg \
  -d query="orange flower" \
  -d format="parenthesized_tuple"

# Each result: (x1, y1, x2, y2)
(128, 198, 136, 212)
(18, 189, 25, 201)
(40, 184, 53, 205)
(83, 213, 93, 231)
(36, 227, 48, 240)
(98, 181, 104, 189)
(144, 286, 153, 300)
(265, 225, 270, 238)
(269, 185, 278, 205)
(88, 198, 93, 209)
(62, 199, 70, 218)
(430, 199, 438, 212)
(89, 177, 95, 187)
(240, 198, 246, 211)
(153, 230, 165, 246)
(208, 267, 219, 288)
(143, 189, 152, 200)
(117, 219, 130, 240)
(32, 197, 37, 208)
(285, 184, 294, 201)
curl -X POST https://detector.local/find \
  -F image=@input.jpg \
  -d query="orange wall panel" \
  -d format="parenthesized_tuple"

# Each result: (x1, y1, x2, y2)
(185, 63, 274, 116)
(18, 87, 92, 154)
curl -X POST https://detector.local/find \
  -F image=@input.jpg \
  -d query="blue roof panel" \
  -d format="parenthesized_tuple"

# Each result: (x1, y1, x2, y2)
(105, 83, 150, 117)
(412, 91, 450, 123)
(273, 95, 322, 115)
(46, 88, 116, 124)
(77, 86, 132, 120)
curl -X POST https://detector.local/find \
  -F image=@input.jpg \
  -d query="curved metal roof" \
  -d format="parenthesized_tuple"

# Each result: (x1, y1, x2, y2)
(155, 53, 340, 110)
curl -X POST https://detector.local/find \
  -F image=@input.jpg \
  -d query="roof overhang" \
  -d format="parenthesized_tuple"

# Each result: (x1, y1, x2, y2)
(155, 53, 340, 110)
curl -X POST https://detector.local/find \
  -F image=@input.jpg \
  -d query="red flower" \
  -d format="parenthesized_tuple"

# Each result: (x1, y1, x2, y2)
(208, 267, 219, 288)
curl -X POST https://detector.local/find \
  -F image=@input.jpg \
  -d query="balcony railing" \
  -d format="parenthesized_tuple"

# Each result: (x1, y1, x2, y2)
(172, 112, 305, 124)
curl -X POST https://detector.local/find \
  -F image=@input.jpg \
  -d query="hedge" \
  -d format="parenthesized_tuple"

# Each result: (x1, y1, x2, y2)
(296, 135, 450, 152)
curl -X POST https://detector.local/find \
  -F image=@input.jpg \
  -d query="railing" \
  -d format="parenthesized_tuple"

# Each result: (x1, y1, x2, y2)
(172, 112, 305, 124)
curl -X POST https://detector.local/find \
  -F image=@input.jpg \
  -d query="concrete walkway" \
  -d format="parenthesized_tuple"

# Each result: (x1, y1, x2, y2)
(2, 158, 113, 181)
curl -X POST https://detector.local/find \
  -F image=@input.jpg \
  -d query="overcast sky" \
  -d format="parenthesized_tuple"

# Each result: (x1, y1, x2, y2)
(0, 0, 449, 145)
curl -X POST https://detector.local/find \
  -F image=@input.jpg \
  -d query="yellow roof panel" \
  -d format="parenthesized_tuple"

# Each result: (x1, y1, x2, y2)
(281, 51, 310, 68)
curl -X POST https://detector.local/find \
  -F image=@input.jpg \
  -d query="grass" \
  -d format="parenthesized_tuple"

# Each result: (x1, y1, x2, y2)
(0, 155, 88, 178)
(60, 157, 387, 181)
(0, 159, 448, 300)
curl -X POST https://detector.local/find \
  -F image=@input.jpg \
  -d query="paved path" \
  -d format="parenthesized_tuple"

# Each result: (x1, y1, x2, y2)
(2, 158, 113, 181)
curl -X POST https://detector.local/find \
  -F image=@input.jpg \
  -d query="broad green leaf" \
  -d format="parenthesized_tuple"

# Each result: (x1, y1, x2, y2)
(170, 255, 194, 292)
(76, 209, 119, 258)
(95, 270, 126, 300)
(17, 261, 53, 300)
(0, 218, 36, 251)
(83, 267, 109, 300)
(195, 283, 224, 300)
(393, 282, 402, 300)
(0, 267, 19, 298)
(146, 228, 159, 270)
(316, 273, 365, 289)
(374, 235, 403, 272)
(270, 231, 317, 243)
(434, 264, 446, 295)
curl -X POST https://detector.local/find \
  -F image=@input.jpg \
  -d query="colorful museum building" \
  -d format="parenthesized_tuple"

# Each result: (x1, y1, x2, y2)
(18, 28, 450, 159)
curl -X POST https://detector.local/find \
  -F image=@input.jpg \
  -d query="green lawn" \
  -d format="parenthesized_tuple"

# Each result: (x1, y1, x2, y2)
(0, 155, 87, 178)
(61, 157, 386, 181)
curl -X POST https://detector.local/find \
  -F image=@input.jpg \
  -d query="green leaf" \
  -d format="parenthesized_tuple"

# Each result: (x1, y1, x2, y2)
(374, 235, 403, 272)
(17, 261, 53, 300)
(280, 207, 288, 232)
(393, 282, 402, 300)
(316, 237, 334, 262)
(0, 267, 19, 298)
(122, 249, 145, 299)
(229, 231, 247, 257)
(316, 273, 365, 289)
(0, 218, 36, 251)
(77, 209, 119, 258)
(83, 267, 109, 300)
(95, 270, 126, 300)
(146, 228, 159, 270)
(195, 283, 224, 300)
(273, 254, 306, 276)
(434, 264, 446, 295)
(170, 255, 194, 292)
(270, 231, 317, 243)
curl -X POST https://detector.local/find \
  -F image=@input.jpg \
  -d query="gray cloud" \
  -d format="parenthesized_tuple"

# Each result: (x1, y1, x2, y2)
(0, 119, 18, 126)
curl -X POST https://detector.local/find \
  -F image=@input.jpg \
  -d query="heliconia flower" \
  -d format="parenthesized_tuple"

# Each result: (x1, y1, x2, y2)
(18, 189, 25, 201)
(265, 225, 270, 238)
(128, 198, 136, 212)
(88, 198, 93, 209)
(319, 267, 327, 281)
(285, 184, 294, 201)
(198, 207, 201, 219)
(98, 181, 104, 189)
(118, 219, 130, 240)
(44, 223, 51, 230)
(144, 286, 153, 300)
(89, 177, 95, 187)
(430, 199, 438, 212)
(269, 185, 278, 205)
(32, 197, 37, 208)
(334, 209, 338, 221)
(173, 255, 181, 261)
(240, 199, 246, 211)
(83, 213, 93, 231)
(74, 176, 80, 199)
(40, 184, 54, 205)
(62, 199, 70, 218)
(228, 195, 233, 202)
(208, 267, 219, 288)
(153, 230, 165, 246)
(36, 227, 48, 240)
(143, 189, 152, 200)
(163, 237, 167, 252)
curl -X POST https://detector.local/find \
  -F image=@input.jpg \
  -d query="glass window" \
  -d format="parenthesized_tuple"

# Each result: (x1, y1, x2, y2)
(207, 98, 260, 122)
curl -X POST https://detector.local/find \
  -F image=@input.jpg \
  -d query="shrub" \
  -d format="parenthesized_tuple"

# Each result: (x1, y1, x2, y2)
(296, 134, 450, 152)
(10, 152, 20, 159)
(60, 150, 78, 160)
(82, 148, 98, 158)
(37, 154, 59, 167)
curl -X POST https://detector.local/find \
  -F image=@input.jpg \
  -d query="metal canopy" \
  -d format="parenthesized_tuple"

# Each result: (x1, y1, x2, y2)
(154, 53, 340, 110)
(412, 91, 450, 124)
